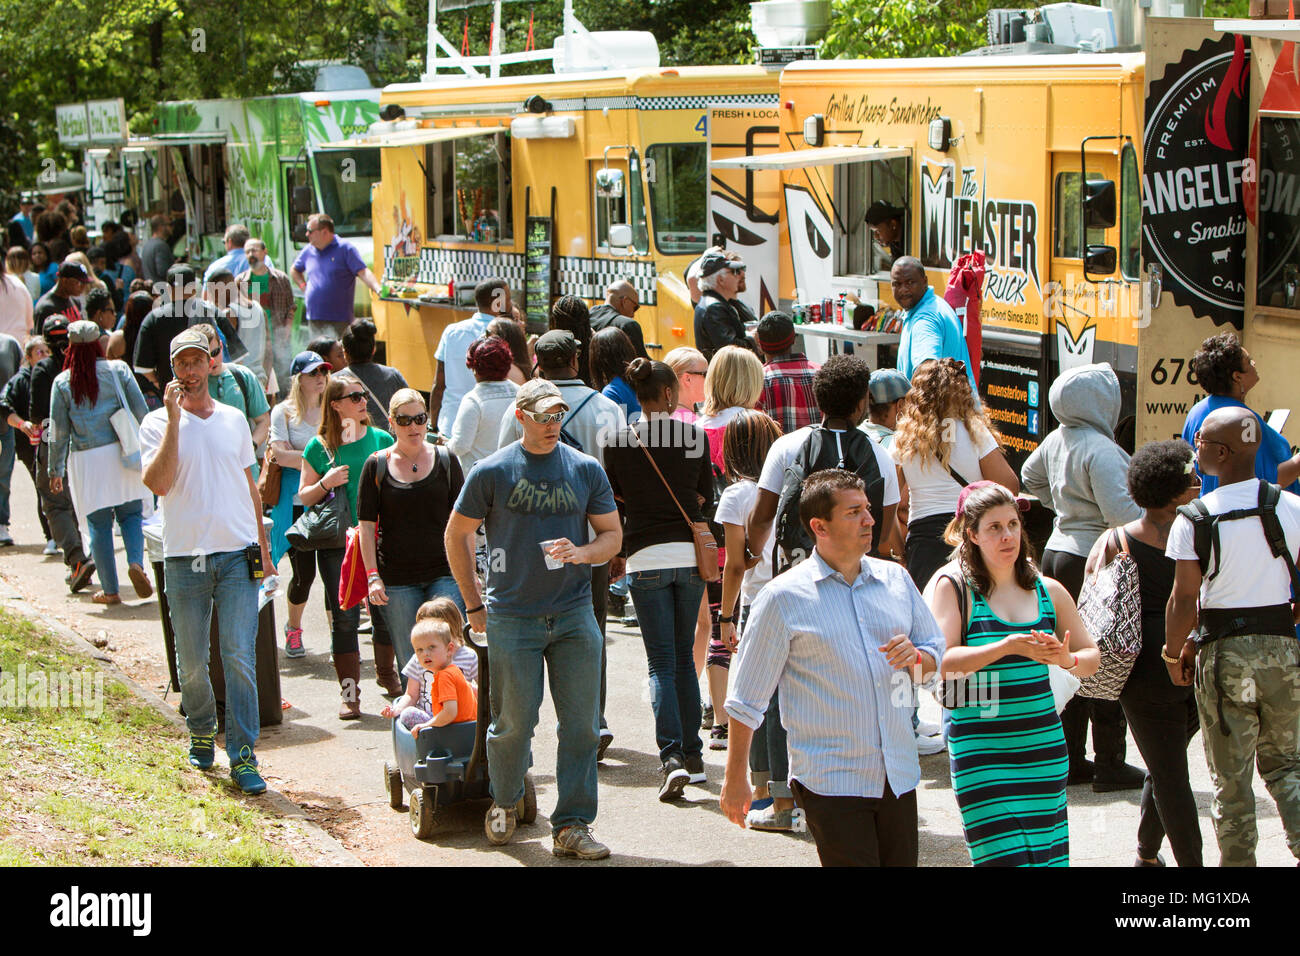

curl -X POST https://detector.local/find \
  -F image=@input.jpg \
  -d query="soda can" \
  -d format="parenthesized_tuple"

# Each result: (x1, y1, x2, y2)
(793, 303, 804, 325)
(823, 297, 834, 324)
(810, 302, 821, 324)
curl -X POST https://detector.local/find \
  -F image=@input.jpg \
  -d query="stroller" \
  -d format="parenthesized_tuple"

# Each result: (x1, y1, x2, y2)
(384, 622, 538, 838)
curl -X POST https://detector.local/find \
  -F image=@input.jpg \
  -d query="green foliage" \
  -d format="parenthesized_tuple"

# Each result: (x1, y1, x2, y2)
(822, 0, 992, 59)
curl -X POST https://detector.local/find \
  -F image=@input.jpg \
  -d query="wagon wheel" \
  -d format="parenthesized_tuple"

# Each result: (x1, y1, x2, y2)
(384, 761, 404, 810)
(409, 787, 438, 839)
(517, 772, 538, 825)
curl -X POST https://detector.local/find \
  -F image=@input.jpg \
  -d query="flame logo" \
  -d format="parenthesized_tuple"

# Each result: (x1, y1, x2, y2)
(1206, 34, 1248, 151)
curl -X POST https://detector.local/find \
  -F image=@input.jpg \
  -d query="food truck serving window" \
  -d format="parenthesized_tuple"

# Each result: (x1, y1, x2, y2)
(832, 155, 910, 279)
(312, 148, 380, 238)
(646, 143, 707, 255)
(426, 132, 513, 242)
(1053, 172, 1106, 259)
(1257, 116, 1300, 312)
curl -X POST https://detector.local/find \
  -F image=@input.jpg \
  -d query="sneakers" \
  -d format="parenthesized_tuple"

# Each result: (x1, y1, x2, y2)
(484, 802, 518, 845)
(747, 805, 795, 831)
(684, 753, 706, 785)
(916, 733, 946, 756)
(701, 702, 714, 730)
(0, 525, 12, 546)
(658, 755, 690, 802)
(127, 563, 153, 599)
(708, 723, 728, 751)
(552, 824, 610, 860)
(43, 539, 58, 556)
(597, 728, 614, 762)
(188, 733, 216, 770)
(69, 559, 96, 593)
(284, 624, 306, 659)
(1093, 761, 1146, 793)
(230, 747, 266, 795)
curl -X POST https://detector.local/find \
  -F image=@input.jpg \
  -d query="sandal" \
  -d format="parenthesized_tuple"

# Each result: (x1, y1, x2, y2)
(128, 563, 154, 599)
(92, 591, 122, 605)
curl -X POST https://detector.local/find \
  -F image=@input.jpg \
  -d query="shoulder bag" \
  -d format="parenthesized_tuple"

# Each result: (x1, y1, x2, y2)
(628, 424, 720, 582)
(285, 446, 351, 551)
(1074, 527, 1143, 700)
(105, 361, 142, 471)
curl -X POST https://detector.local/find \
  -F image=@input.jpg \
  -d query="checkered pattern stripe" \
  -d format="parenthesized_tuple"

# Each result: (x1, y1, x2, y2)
(384, 245, 657, 306)
(637, 94, 779, 110)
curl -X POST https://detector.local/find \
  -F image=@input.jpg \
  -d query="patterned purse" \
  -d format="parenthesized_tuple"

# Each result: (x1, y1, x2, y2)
(1075, 528, 1143, 700)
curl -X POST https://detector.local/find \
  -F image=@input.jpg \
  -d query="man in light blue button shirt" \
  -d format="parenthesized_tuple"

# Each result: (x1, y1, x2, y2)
(722, 468, 944, 866)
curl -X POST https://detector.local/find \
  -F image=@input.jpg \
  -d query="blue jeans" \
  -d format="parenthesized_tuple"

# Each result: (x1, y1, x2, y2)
(628, 566, 706, 763)
(486, 605, 601, 834)
(164, 550, 261, 763)
(86, 500, 145, 595)
(0, 428, 13, 527)
(384, 576, 462, 667)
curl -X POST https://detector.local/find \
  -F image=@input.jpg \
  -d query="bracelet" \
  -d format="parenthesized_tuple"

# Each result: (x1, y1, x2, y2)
(465, 604, 484, 615)
(1066, 653, 1078, 671)
(719, 614, 734, 624)
(366, 570, 380, 581)
(916, 650, 923, 668)
(1160, 645, 1181, 664)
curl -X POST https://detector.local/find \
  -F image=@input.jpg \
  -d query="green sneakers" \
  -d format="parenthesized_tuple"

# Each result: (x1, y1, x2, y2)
(229, 747, 266, 795)
(188, 733, 216, 770)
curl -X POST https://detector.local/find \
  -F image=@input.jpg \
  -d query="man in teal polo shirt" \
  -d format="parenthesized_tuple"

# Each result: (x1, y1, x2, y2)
(891, 256, 979, 395)
(290, 213, 381, 338)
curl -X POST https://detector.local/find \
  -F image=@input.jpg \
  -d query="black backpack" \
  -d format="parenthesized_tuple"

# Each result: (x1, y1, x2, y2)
(559, 392, 597, 453)
(773, 425, 886, 573)
(1176, 480, 1300, 595)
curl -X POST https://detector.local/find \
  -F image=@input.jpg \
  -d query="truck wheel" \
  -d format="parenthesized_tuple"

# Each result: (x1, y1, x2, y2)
(518, 772, 538, 825)
(385, 762, 404, 810)
(410, 788, 437, 839)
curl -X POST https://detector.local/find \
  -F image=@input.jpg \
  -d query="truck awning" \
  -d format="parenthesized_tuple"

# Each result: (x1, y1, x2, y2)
(709, 145, 909, 170)
(153, 133, 228, 145)
(318, 125, 508, 150)
(1215, 19, 1300, 42)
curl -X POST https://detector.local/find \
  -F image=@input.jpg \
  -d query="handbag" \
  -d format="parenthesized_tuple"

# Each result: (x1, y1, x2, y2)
(258, 455, 283, 507)
(1075, 528, 1143, 700)
(338, 526, 368, 611)
(628, 424, 720, 582)
(285, 448, 351, 551)
(106, 363, 141, 471)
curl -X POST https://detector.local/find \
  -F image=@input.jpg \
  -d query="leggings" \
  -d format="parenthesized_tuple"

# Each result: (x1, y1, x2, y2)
(705, 577, 730, 669)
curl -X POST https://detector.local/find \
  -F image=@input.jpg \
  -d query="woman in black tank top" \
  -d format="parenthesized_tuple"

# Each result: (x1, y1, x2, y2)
(1086, 439, 1203, 866)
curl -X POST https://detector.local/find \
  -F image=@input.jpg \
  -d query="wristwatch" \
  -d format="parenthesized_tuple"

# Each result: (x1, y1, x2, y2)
(1160, 645, 1181, 664)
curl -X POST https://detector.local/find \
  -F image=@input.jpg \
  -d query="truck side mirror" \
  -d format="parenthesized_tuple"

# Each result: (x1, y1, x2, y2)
(608, 223, 633, 249)
(292, 185, 314, 216)
(1085, 243, 1117, 277)
(1083, 179, 1116, 229)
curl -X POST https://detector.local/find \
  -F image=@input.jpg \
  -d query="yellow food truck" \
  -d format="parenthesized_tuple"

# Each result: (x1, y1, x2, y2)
(717, 52, 1148, 465)
(361, 64, 780, 389)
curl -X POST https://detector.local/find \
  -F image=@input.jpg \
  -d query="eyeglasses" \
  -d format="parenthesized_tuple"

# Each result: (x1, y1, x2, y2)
(393, 412, 428, 427)
(522, 409, 565, 424)
(1193, 431, 1229, 450)
(340, 392, 366, 404)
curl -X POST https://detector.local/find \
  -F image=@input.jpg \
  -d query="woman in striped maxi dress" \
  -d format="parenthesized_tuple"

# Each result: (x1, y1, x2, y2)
(927, 481, 1099, 866)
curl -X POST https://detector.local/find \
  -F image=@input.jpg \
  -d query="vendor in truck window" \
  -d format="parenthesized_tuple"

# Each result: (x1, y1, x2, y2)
(866, 200, 905, 269)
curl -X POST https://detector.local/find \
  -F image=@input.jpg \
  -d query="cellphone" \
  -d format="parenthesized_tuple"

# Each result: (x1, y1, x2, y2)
(245, 544, 264, 580)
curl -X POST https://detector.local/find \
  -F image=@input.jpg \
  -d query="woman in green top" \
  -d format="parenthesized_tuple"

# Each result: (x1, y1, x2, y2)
(300, 376, 395, 719)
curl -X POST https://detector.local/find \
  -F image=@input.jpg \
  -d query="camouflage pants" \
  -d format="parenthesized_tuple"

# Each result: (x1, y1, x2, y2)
(1195, 632, 1300, 866)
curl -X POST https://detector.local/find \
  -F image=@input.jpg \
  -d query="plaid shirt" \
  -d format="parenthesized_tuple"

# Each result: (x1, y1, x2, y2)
(759, 352, 820, 434)
(236, 266, 296, 329)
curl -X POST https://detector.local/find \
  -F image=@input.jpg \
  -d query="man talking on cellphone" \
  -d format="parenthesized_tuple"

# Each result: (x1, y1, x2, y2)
(140, 328, 273, 794)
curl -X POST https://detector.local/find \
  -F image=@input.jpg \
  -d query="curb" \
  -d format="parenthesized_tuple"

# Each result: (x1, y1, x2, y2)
(0, 585, 364, 868)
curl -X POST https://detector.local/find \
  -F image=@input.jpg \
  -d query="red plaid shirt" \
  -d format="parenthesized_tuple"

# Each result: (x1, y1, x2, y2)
(759, 353, 820, 434)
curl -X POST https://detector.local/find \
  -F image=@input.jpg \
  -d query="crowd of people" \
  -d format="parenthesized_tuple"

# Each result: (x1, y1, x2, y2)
(2, 196, 1298, 867)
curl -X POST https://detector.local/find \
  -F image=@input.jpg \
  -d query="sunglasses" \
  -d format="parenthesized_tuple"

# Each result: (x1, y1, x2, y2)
(684, 366, 708, 377)
(340, 392, 366, 404)
(393, 411, 428, 427)
(208, 345, 222, 358)
(522, 409, 565, 424)
(302, 367, 327, 378)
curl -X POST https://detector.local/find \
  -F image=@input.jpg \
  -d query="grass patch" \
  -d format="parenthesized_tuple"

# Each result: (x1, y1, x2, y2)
(0, 608, 302, 866)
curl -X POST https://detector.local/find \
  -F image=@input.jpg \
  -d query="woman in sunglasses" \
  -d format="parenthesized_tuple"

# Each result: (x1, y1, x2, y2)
(299, 376, 396, 718)
(268, 350, 331, 659)
(358, 388, 466, 670)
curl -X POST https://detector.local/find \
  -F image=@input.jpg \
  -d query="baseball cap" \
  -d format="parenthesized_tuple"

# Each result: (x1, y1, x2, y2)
(57, 261, 89, 281)
(756, 311, 796, 354)
(869, 368, 911, 405)
(515, 378, 569, 414)
(290, 350, 331, 377)
(698, 250, 733, 278)
(169, 328, 211, 363)
(67, 320, 102, 344)
(866, 200, 905, 225)
(533, 329, 579, 365)
(41, 314, 71, 338)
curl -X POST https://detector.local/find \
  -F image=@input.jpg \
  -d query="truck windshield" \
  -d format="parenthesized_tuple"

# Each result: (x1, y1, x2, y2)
(311, 148, 381, 237)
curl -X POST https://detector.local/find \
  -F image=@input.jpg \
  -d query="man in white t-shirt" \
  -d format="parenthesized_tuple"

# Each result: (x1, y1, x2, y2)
(140, 328, 273, 796)
(431, 278, 509, 437)
(747, 355, 900, 566)
(1165, 405, 1300, 866)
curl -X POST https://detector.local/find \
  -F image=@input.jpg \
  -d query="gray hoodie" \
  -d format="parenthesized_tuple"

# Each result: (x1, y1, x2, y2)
(1021, 363, 1141, 557)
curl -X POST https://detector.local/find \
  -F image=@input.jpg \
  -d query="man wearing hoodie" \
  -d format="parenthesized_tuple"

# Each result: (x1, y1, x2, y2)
(1021, 362, 1145, 793)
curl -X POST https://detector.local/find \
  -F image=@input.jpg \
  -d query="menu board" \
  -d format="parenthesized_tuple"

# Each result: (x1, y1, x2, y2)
(524, 215, 555, 335)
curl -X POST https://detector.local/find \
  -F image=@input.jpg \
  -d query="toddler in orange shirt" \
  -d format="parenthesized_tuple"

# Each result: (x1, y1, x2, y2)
(381, 619, 478, 737)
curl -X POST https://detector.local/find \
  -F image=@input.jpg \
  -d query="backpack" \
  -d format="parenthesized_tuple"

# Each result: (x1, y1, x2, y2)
(1176, 481, 1300, 596)
(559, 392, 597, 453)
(772, 425, 886, 574)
